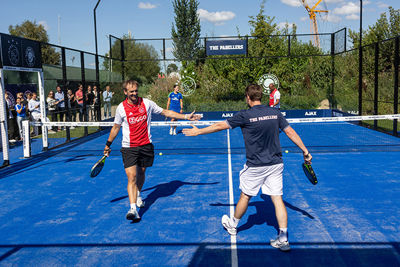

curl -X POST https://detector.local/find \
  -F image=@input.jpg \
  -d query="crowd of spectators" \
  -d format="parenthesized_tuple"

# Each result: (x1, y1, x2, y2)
(4, 83, 114, 140)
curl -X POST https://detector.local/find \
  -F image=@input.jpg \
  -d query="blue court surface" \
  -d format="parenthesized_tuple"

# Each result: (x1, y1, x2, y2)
(0, 122, 400, 266)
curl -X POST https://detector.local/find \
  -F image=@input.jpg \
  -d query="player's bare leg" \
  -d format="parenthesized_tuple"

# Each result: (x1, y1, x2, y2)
(124, 166, 141, 221)
(270, 195, 290, 251)
(136, 166, 146, 208)
(222, 192, 252, 235)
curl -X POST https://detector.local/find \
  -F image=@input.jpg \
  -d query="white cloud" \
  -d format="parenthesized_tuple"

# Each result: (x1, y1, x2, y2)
(323, 0, 345, 3)
(300, 16, 308, 22)
(38, 21, 49, 31)
(333, 2, 359, 15)
(378, 1, 389, 9)
(138, 2, 157, 9)
(278, 22, 296, 30)
(346, 14, 359, 20)
(280, 0, 301, 7)
(325, 14, 341, 23)
(197, 9, 235, 25)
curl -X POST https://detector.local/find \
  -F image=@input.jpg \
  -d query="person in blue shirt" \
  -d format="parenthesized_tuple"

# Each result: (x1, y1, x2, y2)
(166, 84, 183, 135)
(55, 86, 66, 128)
(183, 84, 312, 252)
(14, 97, 26, 140)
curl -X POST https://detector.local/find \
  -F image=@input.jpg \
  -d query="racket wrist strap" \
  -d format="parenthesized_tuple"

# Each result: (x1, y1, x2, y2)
(106, 140, 112, 147)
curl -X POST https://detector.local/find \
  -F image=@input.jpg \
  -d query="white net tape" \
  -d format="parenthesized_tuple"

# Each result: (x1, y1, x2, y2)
(30, 114, 400, 128)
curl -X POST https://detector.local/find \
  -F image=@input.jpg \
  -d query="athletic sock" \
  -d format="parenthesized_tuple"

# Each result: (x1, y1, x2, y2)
(231, 216, 240, 227)
(278, 228, 288, 242)
(130, 203, 137, 211)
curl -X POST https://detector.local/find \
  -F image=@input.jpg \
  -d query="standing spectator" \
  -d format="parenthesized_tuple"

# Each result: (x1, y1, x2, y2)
(14, 97, 26, 140)
(75, 84, 84, 122)
(86, 85, 94, 121)
(5, 92, 17, 141)
(55, 85, 66, 128)
(67, 89, 77, 123)
(93, 85, 101, 121)
(269, 83, 281, 109)
(102, 85, 113, 119)
(28, 93, 41, 136)
(166, 84, 183, 135)
(46, 91, 58, 132)
(25, 92, 32, 121)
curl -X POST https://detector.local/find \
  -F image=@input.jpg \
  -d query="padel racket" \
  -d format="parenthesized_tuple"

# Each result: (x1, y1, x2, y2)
(90, 155, 107, 178)
(302, 163, 318, 185)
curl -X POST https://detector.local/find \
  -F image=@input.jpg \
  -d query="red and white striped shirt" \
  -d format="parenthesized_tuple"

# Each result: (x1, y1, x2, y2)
(114, 97, 163, 147)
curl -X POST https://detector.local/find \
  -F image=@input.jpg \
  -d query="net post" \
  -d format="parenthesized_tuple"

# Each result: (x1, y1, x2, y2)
(38, 70, 48, 151)
(0, 69, 10, 166)
(393, 37, 399, 136)
(22, 120, 31, 158)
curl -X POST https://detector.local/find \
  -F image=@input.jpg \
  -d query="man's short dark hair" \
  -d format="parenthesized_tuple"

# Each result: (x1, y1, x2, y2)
(245, 84, 263, 101)
(123, 80, 139, 90)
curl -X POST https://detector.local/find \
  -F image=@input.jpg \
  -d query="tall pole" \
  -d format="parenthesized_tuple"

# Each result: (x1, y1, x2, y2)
(358, 0, 363, 115)
(94, 0, 102, 56)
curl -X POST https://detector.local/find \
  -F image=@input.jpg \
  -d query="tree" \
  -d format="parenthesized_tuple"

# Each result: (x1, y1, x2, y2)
(9, 20, 60, 65)
(104, 34, 160, 84)
(171, 0, 201, 62)
(167, 63, 178, 75)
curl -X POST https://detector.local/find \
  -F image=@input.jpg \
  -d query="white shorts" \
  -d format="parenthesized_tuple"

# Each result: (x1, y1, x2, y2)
(239, 163, 284, 196)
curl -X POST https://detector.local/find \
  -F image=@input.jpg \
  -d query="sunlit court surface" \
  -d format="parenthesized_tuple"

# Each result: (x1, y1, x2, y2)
(0, 121, 399, 266)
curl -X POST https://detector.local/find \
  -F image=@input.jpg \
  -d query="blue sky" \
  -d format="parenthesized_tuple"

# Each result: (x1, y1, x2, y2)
(0, 0, 398, 57)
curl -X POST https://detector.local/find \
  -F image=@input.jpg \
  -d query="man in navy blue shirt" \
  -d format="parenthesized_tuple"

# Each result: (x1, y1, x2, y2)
(183, 84, 312, 251)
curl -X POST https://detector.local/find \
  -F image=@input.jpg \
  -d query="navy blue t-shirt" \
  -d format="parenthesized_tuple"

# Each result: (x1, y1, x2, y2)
(227, 105, 289, 167)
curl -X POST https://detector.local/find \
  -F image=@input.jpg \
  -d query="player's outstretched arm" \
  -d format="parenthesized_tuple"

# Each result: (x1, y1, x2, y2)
(283, 126, 312, 163)
(104, 124, 121, 156)
(161, 109, 201, 121)
(183, 121, 230, 136)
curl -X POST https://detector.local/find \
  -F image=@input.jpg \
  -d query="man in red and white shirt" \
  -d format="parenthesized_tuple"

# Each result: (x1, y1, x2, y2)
(269, 83, 280, 109)
(104, 80, 200, 221)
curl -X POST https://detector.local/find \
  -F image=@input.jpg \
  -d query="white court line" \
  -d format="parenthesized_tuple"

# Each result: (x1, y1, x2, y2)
(227, 129, 238, 267)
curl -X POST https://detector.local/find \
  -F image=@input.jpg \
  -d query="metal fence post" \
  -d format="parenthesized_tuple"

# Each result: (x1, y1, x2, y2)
(393, 37, 399, 136)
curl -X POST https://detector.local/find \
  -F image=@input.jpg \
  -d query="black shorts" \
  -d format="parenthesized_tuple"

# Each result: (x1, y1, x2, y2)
(120, 143, 154, 168)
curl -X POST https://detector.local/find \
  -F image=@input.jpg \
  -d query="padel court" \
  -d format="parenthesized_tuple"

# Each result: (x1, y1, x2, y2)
(0, 122, 400, 266)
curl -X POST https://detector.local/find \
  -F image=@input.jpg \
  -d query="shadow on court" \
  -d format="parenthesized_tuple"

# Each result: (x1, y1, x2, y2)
(210, 194, 314, 234)
(1, 242, 399, 266)
(110, 180, 220, 218)
(188, 242, 400, 267)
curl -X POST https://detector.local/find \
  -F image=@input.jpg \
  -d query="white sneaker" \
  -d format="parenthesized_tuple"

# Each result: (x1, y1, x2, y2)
(270, 237, 291, 251)
(136, 196, 145, 208)
(221, 215, 237, 235)
(169, 128, 173, 135)
(173, 129, 176, 135)
(126, 209, 141, 222)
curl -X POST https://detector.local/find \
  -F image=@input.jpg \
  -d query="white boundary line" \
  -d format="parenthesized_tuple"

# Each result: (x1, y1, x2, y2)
(227, 129, 238, 267)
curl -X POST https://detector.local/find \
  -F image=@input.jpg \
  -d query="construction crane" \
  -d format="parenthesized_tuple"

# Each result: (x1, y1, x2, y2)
(300, 0, 328, 48)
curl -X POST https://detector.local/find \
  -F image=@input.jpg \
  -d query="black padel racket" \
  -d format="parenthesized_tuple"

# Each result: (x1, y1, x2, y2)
(90, 155, 107, 178)
(302, 163, 318, 185)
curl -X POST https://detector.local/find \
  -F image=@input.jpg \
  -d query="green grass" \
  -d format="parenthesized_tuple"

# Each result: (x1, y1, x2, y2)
(33, 126, 101, 139)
